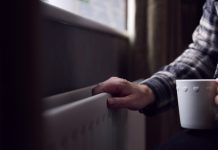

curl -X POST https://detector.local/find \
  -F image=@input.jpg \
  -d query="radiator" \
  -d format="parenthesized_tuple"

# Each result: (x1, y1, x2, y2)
(43, 85, 146, 150)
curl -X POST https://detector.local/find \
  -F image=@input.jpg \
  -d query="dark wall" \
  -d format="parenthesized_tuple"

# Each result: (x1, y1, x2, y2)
(0, 1, 42, 150)
(0, 3, 130, 148)
(41, 18, 130, 96)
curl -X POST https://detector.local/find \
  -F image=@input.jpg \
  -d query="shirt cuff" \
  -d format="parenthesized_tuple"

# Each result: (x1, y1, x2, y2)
(139, 74, 177, 116)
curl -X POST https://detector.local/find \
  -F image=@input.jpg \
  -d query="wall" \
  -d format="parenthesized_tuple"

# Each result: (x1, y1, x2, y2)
(41, 18, 129, 96)
(0, 1, 42, 150)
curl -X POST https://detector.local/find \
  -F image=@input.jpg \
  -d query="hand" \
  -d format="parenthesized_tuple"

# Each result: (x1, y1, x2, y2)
(92, 77, 155, 110)
(215, 78, 218, 106)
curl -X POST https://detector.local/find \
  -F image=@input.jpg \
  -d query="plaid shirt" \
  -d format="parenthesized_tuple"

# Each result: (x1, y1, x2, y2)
(140, 0, 218, 115)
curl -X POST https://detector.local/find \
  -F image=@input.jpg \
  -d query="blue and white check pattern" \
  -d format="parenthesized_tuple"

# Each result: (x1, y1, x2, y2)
(141, 0, 218, 115)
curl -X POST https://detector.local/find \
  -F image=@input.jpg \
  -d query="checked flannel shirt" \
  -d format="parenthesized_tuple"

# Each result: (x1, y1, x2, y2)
(140, 0, 218, 115)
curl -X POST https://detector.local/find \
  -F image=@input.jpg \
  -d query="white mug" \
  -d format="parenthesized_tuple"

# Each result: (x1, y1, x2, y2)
(176, 79, 218, 129)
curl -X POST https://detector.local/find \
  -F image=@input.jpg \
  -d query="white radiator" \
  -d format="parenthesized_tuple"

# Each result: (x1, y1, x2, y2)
(43, 86, 146, 150)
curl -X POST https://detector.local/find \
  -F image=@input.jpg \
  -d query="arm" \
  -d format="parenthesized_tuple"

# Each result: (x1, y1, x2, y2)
(141, 0, 218, 115)
(93, 0, 218, 115)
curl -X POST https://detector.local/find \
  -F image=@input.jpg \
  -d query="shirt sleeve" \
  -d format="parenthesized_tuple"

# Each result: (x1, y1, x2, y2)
(140, 0, 218, 115)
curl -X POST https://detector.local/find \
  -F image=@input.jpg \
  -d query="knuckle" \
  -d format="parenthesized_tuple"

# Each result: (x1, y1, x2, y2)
(119, 78, 128, 85)
(110, 77, 128, 86)
(117, 80, 126, 90)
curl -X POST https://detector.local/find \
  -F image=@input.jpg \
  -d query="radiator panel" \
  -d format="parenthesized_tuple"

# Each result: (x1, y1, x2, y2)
(43, 87, 145, 150)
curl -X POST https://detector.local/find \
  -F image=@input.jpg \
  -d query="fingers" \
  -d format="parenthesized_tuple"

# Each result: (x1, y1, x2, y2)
(92, 82, 117, 95)
(92, 77, 144, 110)
(107, 97, 129, 109)
(92, 77, 127, 95)
(92, 77, 130, 108)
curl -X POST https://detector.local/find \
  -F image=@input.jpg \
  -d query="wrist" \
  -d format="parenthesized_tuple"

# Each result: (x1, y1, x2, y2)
(139, 84, 155, 106)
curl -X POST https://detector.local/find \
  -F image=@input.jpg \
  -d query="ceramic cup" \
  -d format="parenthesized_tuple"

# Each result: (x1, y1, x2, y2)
(176, 79, 218, 129)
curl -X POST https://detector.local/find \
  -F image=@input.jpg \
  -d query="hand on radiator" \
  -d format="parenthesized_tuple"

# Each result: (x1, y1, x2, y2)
(92, 77, 155, 110)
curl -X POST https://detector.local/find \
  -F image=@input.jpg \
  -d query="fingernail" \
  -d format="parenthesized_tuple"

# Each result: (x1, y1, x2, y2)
(91, 88, 95, 95)
(107, 100, 111, 108)
(91, 86, 98, 95)
(92, 83, 102, 95)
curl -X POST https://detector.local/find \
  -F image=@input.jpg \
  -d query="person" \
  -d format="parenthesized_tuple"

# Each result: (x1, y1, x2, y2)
(93, 0, 218, 149)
